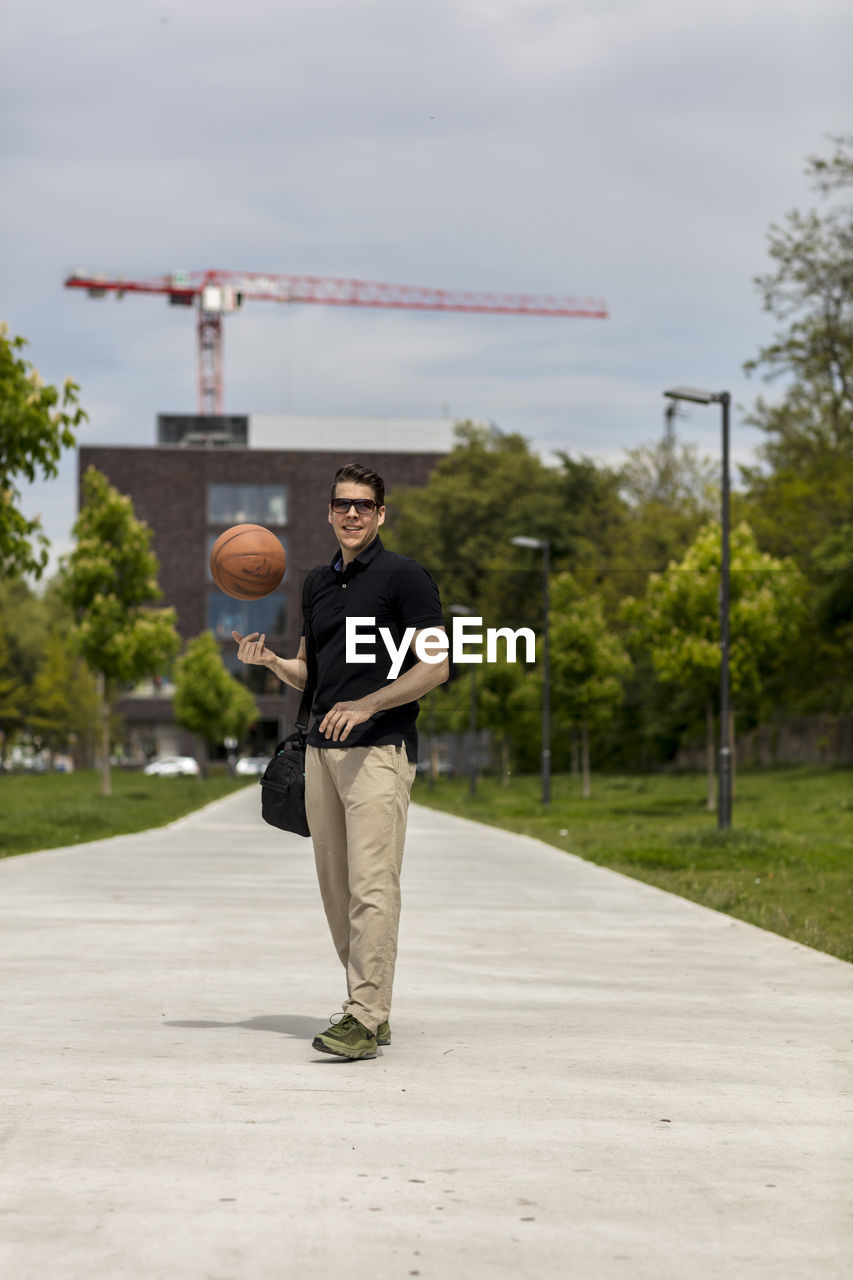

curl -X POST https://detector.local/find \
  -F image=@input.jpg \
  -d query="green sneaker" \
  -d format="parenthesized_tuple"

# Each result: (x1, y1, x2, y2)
(376, 1021, 391, 1046)
(313, 1014, 377, 1060)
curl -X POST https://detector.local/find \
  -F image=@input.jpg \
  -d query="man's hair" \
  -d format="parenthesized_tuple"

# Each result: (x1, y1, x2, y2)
(330, 463, 385, 507)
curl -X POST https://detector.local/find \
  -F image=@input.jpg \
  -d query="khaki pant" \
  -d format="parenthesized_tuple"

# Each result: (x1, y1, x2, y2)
(305, 743, 417, 1034)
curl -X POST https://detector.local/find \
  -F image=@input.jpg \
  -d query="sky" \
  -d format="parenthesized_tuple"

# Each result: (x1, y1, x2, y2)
(2, 0, 851, 573)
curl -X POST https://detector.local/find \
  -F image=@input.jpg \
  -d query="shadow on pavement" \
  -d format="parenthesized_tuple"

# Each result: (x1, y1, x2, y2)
(163, 1014, 320, 1039)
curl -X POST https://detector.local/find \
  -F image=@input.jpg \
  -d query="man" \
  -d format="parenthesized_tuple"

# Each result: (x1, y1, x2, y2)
(234, 462, 448, 1060)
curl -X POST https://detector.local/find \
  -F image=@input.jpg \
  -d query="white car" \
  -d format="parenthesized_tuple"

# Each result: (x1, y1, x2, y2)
(143, 755, 200, 777)
(235, 756, 269, 777)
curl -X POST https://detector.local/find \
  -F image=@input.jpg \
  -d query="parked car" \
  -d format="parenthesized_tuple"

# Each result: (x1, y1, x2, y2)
(143, 755, 200, 777)
(235, 756, 269, 777)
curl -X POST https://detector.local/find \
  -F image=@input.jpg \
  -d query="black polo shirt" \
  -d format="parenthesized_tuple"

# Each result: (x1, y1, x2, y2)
(301, 536, 445, 761)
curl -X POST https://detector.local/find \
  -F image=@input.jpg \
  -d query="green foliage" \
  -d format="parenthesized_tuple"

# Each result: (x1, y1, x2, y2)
(736, 142, 853, 718)
(421, 681, 465, 735)
(620, 439, 717, 516)
(486, 574, 633, 791)
(622, 521, 806, 714)
(0, 574, 52, 686)
(799, 523, 853, 714)
(386, 423, 720, 631)
(476, 654, 530, 735)
(0, 615, 24, 757)
(808, 133, 853, 194)
(0, 325, 87, 578)
(0, 575, 100, 765)
(555, 452, 628, 578)
(472, 655, 537, 778)
(737, 450, 853, 715)
(62, 468, 180, 685)
(173, 631, 258, 749)
(388, 235, 848, 756)
(421, 652, 539, 780)
(384, 421, 565, 629)
(28, 629, 78, 752)
(549, 575, 632, 729)
(814, 523, 853, 631)
(613, 440, 719, 594)
(739, 429, 853, 567)
(61, 468, 180, 795)
(741, 136, 853, 564)
(29, 629, 99, 758)
(744, 137, 853, 451)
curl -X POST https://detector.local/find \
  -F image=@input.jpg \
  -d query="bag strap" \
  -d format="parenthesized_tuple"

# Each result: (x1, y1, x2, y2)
(296, 571, 318, 734)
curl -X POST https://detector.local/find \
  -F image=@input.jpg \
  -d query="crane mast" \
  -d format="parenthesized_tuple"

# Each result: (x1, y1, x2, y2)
(65, 268, 608, 415)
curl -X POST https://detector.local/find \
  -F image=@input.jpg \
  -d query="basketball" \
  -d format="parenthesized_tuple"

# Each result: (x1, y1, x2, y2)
(209, 524, 286, 600)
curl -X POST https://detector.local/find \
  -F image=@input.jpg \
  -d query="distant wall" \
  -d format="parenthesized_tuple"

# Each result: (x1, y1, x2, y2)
(675, 715, 853, 768)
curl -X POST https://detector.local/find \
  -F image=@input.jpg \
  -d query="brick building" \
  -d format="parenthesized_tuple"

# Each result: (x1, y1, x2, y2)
(79, 414, 451, 760)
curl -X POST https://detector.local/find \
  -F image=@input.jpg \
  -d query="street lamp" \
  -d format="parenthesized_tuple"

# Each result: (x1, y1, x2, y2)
(663, 385, 732, 831)
(448, 605, 478, 797)
(509, 536, 551, 805)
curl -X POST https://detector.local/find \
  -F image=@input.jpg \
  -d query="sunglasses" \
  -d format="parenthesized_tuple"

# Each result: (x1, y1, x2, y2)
(331, 498, 378, 514)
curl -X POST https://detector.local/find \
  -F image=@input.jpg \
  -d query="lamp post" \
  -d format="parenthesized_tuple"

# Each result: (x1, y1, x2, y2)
(663, 386, 732, 831)
(449, 605, 478, 797)
(509, 536, 551, 806)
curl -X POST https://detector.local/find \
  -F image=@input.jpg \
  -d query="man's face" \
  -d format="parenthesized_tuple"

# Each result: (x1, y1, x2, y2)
(328, 482, 385, 559)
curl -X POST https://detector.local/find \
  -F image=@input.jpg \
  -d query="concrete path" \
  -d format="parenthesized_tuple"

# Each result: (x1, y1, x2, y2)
(0, 786, 850, 1280)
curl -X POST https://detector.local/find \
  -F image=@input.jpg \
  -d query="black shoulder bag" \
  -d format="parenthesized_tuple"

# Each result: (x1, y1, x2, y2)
(259, 597, 317, 837)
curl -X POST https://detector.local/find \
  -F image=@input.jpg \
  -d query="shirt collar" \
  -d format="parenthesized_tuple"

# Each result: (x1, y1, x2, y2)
(331, 534, 384, 575)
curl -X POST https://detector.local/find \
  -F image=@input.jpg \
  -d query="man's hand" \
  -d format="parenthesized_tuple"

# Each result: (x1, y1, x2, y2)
(319, 696, 377, 742)
(233, 631, 275, 667)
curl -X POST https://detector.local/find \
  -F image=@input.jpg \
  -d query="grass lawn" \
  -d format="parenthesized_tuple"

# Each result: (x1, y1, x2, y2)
(0, 769, 252, 859)
(412, 765, 853, 964)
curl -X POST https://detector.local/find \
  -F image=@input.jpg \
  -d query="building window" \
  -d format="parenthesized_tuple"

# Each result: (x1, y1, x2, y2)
(206, 533, 286, 581)
(222, 651, 284, 696)
(208, 590, 287, 640)
(208, 483, 288, 526)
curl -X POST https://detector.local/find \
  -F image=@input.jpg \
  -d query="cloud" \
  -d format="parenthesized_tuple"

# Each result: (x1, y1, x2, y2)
(3, 0, 850, 567)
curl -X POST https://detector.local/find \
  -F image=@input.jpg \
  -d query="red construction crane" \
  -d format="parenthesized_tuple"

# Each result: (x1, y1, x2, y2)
(64, 268, 608, 416)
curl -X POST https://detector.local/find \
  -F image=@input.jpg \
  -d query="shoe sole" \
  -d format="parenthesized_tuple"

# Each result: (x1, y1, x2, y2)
(312, 1036, 377, 1060)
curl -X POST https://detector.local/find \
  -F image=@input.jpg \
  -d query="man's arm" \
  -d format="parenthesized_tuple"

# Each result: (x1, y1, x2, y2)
(232, 631, 307, 691)
(319, 626, 449, 742)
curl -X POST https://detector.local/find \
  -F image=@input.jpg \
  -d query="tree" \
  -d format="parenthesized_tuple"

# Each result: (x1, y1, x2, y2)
(737, 138, 853, 718)
(61, 467, 181, 795)
(418, 681, 460, 782)
(475, 656, 532, 786)
(622, 522, 806, 809)
(29, 629, 99, 766)
(0, 574, 99, 768)
(611, 439, 719, 603)
(620, 438, 717, 528)
(745, 136, 853, 452)
(0, 326, 87, 578)
(801, 523, 853, 714)
(384, 421, 566, 631)
(172, 632, 258, 772)
(550, 442, 718, 612)
(0, 574, 51, 688)
(430, 655, 533, 787)
(547, 575, 632, 797)
(0, 616, 24, 765)
(741, 136, 853, 566)
(553, 452, 628, 590)
(385, 420, 717, 632)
